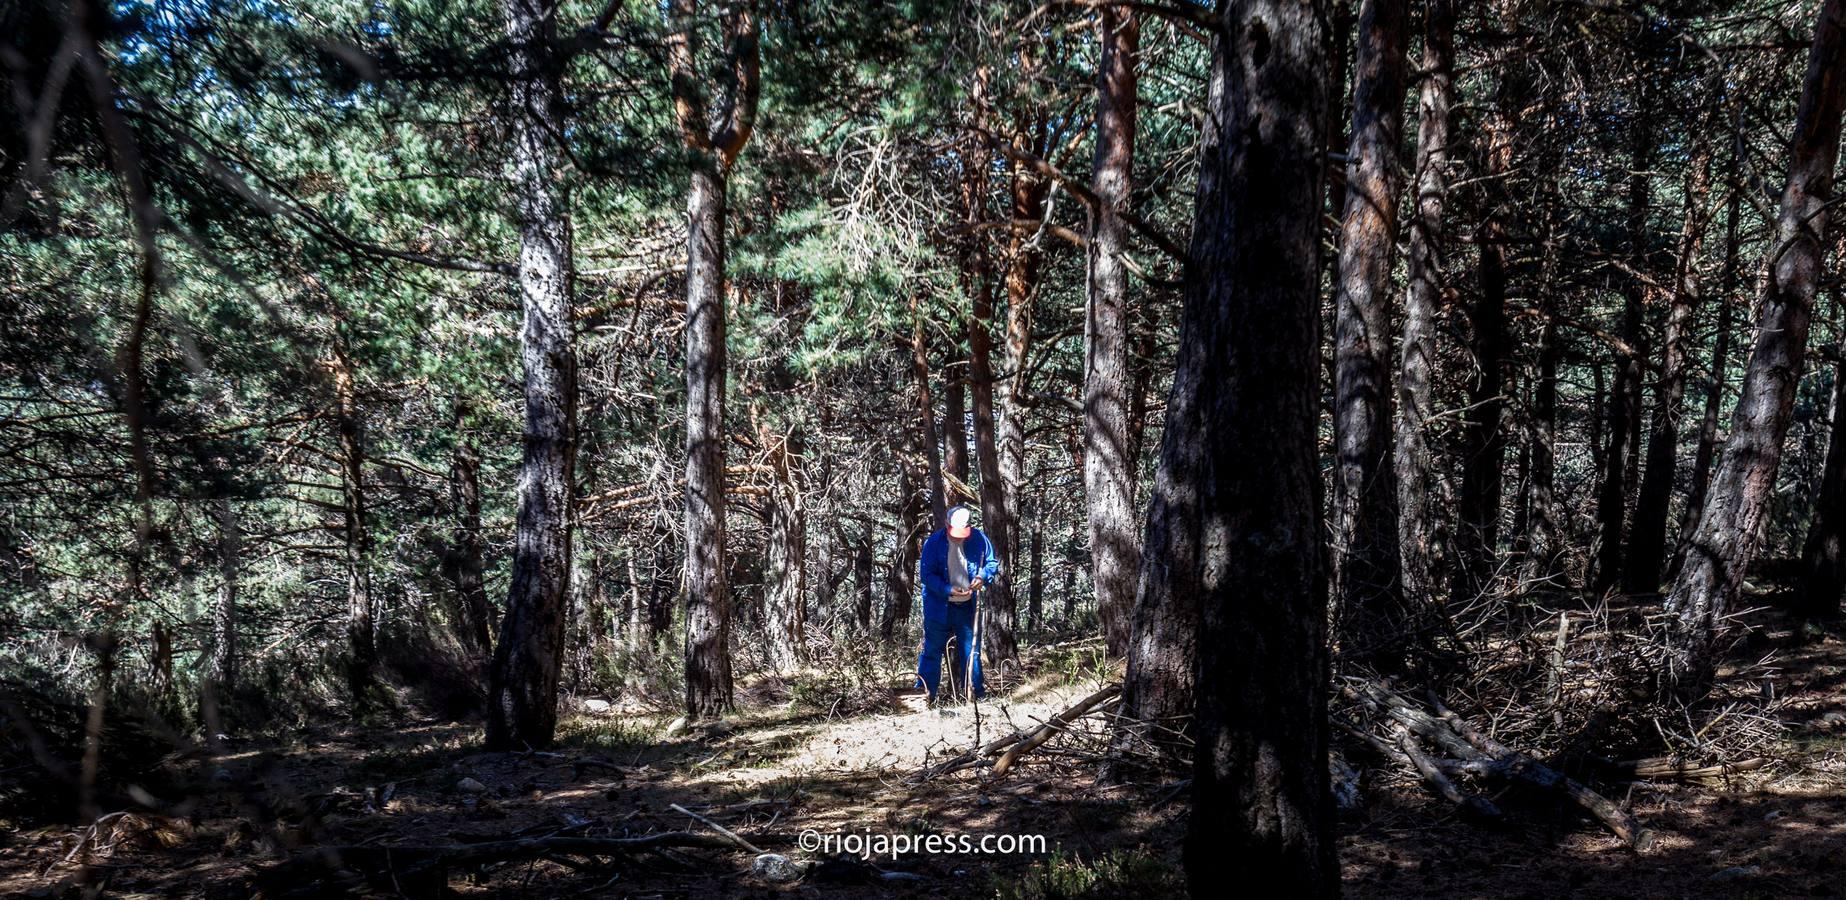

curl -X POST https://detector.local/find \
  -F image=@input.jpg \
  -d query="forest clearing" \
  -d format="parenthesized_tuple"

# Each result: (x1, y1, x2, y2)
(10, 0, 1846, 896)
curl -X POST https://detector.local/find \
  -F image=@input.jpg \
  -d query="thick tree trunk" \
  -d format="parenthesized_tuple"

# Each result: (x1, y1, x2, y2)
(1521, 176, 1566, 583)
(1332, 0, 1408, 669)
(666, 0, 758, 721)
(1169, 2, 1334, 892)
(681, 161, 734, 719)
(1626, 143, 1714, 593)
(486, 0, 577, 750)
(448, 412, 494, 654)
(1084, 4, 1142, 661)
(1667, 0, 1846, 694)
(1396, 0, 1452, 608)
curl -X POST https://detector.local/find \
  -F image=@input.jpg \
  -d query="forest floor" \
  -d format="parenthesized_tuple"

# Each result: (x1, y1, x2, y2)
(1, 612, 1844, 899)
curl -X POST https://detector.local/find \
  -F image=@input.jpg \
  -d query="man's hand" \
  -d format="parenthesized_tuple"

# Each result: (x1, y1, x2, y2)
(950, 586, 972, 598)
(969, 578, 985, 592)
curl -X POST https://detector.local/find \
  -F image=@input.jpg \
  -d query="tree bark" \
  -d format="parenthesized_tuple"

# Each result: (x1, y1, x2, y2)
(1667, 0, 1846, 694)
(486, 0, 578, 750)
(763, 428, 807, 670)
(1332, 0, 1408, 669)
(667, 0, 759, 720)
(1084, 3, 1142, 661)
(1625, 141, 1714, 593)
(1798, 321, 1846, 620)
(327, 347, 374, 710)
(1170, 2, 1334, 892)
(448, 408, 495, 655)
(1396, 0, 1452, 608)
(1683, 182, 1742, 541)
(208, 497, 239, 696)
(1593, 105, 1656, 596)
(1452, 43, 1512, 606)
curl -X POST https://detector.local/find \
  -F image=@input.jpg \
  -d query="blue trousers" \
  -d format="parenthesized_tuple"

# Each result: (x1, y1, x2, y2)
(916, 603, 985, 700)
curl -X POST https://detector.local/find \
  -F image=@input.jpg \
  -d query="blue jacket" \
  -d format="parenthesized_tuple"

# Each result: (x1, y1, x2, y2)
(918, 527, 1001, 623)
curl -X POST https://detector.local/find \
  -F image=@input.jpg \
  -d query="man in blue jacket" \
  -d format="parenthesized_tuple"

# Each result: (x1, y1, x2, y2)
(916, 505, 1000, 704)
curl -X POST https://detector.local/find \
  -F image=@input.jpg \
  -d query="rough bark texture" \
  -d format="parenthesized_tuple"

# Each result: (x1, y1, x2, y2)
(1395, 0, 1451, 609)
(1173, 2, 1335, 892)
(1625, 142, 1713, 593)
(486, 0, 578, 751)
(667, 0, 758, 720)
(1667, 0, 1846, 694)
(986, 157, 1046, 675)
(1084, 4, 1141, 661)
(1331, 0, 1407, 669)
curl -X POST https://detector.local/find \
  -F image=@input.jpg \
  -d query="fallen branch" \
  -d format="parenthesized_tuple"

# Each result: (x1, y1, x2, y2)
(992, 685, 1123, 778)
(670, 802, 764, 854)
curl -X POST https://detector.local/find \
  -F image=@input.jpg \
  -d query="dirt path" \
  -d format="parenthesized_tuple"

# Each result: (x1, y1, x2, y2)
(2, 622, 1843, 898)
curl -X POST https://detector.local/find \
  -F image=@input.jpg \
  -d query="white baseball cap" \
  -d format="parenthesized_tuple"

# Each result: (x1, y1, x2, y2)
(948, 506, 973, 539)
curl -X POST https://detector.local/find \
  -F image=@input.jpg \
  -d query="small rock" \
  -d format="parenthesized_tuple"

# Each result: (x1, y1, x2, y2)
(752, 853, 808, 884)
(1821, 711, 1846, 728)
(1710, 865, 1761, 882)
(665, 716, 689, 737)
(1764, 810, 1784, 823)
(584, 698, 613, 713)
(456, 777, 488, 795)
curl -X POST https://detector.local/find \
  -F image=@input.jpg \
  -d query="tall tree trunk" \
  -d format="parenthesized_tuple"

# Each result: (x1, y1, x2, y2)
(666, 0, 759, 720)
(1332, 0, 1408, 669)
(209, 497, 239, 696)
(1667, 0, 1846, 695)
(681, 159, 735, 719)
(1452, 90, 1512, 606)
(1625, 141, 1714, 593)
(856, 535, 875, 632)
(911, 308, 950, 526)
(1028, 509, 1044, 632)
(328, 347, 374, 709)
(1593, 106, 1656, 595)
(763, 428, 808, 670)
(1684, 181, 1742, 538)
(1084, 3, 1142, 661)
(1798, 320, 1846, 620)
(1169, 2, 1333, 891)
(944, 335, 970, 488)
(1396, 0, 1453, 608)
(986, 158, 1046, 674)
(448, 408, 494, 654)
(486, 0, 578, 750)
(881, 465, 924, 639)
(1521, 173, 1566, 583)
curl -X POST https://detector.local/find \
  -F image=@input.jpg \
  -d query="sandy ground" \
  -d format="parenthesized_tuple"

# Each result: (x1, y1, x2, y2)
(2, 621, 1843, 898)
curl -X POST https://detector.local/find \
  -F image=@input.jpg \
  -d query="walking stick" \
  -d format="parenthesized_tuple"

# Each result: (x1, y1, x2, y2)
(969, 590, 983, 746)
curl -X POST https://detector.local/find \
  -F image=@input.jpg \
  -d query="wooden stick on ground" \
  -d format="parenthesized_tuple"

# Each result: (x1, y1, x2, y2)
(992, 684, 1122, 778)
(1425, 691, 1656, 852)
(670, 803, 764, 854)
(1392, 723, 1502, 821)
